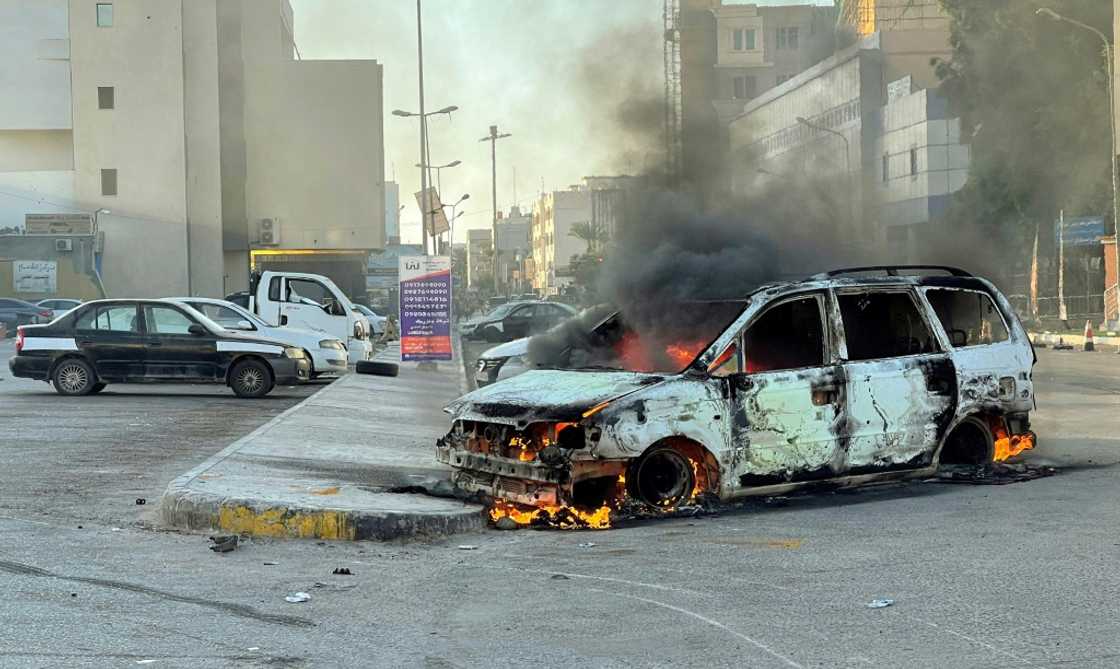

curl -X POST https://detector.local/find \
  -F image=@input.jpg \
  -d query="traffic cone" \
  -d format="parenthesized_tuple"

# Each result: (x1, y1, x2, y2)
(1083, 320, 1095, 351)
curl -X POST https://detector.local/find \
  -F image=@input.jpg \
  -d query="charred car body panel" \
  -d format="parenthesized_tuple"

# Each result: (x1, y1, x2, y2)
(438, 268, 1036, 512)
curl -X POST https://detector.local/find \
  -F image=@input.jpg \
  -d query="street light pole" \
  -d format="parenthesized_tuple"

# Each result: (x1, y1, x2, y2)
(415, 0, 429, 255)
(797, 116, 855, 236)
(479, 125, 511, 293)
(1037, 7, 1119, 324)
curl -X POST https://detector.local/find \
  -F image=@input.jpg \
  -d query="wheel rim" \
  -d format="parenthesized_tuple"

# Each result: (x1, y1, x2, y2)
(237, 367, 264, 394)
(635, 450, 693, 508)
(58, 364, 88, 393)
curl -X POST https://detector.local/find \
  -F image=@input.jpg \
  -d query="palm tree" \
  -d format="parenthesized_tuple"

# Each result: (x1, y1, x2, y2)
(568, 221, 608, 254)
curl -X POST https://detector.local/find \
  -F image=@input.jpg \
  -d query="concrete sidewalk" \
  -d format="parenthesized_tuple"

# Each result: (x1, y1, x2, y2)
(160, 343, 484, 541)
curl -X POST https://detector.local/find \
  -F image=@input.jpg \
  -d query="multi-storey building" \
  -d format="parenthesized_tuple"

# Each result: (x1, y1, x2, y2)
(0, 0, 384, 299)
(530, 186, 592, 297)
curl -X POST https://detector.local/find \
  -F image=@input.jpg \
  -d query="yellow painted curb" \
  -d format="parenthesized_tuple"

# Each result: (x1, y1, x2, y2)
(216, 505, 357, 540)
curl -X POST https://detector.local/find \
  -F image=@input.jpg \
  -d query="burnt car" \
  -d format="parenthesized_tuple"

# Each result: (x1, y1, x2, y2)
(437, 266, 1037, 519)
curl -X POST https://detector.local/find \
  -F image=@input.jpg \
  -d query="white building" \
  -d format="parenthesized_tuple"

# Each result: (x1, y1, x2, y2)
(530, 186, 592, 296)
(384, 181, 400, 245)
(0, 0, 384, 299)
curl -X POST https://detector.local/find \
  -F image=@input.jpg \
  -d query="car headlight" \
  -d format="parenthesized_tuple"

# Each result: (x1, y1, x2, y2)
(284, 347, 305, 359)
(477, 356, 508, 372)
(319, 339, 345, 351)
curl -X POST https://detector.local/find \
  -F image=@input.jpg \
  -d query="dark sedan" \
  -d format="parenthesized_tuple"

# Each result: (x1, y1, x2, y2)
(0, 298, 53, 335)
(461, 301, 578, 343)
(9, 299, 309, 397)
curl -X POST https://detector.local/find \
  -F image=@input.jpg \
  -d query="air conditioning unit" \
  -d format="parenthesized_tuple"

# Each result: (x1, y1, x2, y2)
(258, 218, 281, 245)
(55, 238, 73, 252)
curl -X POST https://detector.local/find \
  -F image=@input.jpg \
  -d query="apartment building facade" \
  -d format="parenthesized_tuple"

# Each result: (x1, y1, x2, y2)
(0, 0, 384, 299)
(530, 187, 592, 297)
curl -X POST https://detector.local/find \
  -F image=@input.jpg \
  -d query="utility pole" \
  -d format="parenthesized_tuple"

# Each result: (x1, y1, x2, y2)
(479, 125, 511, 292)
(415, 0, 429, 255)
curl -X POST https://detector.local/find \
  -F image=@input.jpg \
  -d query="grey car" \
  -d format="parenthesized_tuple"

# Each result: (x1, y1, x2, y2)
(0, 298, 53, 335)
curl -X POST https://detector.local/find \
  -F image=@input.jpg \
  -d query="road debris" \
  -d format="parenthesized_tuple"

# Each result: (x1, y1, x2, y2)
(208, 535, 238, 553)
(313, 581, 357, 592)
(577, 542, 596, 548)
(135, 498, 146, 505)
(934, 463, 1058, 485)
(494, 517, 518, 531)
(867, 599, 895, 609)
(284, 592, 312, 603)
(263, 561, 278, 566)
(550, 574, 570, 580)
(457, 545, 479, 551)
(332, 567, 352, 575)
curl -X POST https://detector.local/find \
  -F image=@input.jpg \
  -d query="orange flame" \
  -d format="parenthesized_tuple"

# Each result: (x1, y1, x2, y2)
(993, 427, 1035, 462)
(489, 499, 613, 530)
(615, 332, 708, 372)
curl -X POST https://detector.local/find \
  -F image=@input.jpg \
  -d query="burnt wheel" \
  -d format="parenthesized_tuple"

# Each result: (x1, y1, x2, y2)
(631, 447, 695, 509)
(940, 416, 994, 465)
(230, 359, 274, 398)
(52, 358, 97, 396)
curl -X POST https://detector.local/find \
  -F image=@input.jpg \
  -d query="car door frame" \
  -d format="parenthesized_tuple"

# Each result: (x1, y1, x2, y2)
(279, 276, 347, 341)
(73, 302, 146, 381)
(831, 285, 957, 474)
(502, 304, 537, 340)
(721, 289, 849, 488)
(139, 303, 221, 381)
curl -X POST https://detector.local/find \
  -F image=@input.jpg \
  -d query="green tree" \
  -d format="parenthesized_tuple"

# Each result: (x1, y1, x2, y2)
(935, 0, 1113, 232)
(568, 221, 609, 255)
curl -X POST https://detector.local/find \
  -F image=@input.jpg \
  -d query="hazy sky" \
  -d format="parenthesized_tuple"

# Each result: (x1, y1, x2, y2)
(290, 0, 832, 244)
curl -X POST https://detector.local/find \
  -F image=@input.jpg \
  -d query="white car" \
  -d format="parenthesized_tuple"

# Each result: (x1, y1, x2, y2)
(169, 297, 348, 378)
(36, 298, 83, 320)
(352, 304, 387, 337)
(474, 337, 530, 387)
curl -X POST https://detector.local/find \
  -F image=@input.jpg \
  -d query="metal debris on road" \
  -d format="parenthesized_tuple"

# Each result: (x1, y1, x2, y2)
(263, 561, 278, 566)
(332, 567, 352, 575)
(208, 535, 238, 553)
(867, 599, 895, 609)
(457, 545, 479, 551)
(494, 516, 519, 531)
(135, 498, 146, 505)
(550, 574, 570, 580)
(284, 592, 312, 603)
(934, 463, 1058, 485)
(578, 542, 596, 548)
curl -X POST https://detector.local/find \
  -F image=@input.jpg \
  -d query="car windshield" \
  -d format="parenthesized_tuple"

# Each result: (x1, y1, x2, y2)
(483, 302, 519, 320)
(534, 301, 748, 374)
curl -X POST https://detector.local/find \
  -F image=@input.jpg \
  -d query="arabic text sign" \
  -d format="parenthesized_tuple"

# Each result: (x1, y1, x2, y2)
(399, 255, 452, 361)
(13, 260, 57, 294)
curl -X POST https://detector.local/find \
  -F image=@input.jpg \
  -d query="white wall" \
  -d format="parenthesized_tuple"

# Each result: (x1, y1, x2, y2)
(0, 0, 72, 131)
(69, 0, 189, 298)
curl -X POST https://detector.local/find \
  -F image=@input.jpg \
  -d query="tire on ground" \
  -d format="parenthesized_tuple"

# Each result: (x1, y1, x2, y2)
(229, 358, 275, 398)
(51, 357, 97, 396)
(356, 360, 399, 377)
(629, 446, 695, 509)
(89, 382, 107, 394)
(939, 415, 995, 465)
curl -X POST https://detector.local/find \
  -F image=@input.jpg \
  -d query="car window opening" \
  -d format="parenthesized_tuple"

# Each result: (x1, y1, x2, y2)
(838, 291, 937, 361)
(926, 289, 1009, 347)
(743, 296, 824, 373)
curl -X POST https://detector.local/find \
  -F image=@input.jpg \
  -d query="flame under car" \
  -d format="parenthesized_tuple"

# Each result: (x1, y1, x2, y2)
(437, 267, 1038, 526)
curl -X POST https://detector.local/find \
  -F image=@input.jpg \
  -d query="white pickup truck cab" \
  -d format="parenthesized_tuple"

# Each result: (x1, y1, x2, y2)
(249, 271, 372, 364)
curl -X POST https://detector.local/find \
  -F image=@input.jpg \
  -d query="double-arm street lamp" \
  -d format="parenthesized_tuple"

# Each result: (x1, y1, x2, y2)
(415, 159, 461, 200)
(797, 115, 856, 236)
(1037, 7, 1119, 323)
(392, 104, 459, 254)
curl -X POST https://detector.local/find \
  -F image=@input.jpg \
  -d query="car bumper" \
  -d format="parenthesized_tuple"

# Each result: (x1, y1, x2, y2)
(347, 340, 373, 364)
(272, 357, 311, 385)
(311, 349, 348, 374)
(9, 355, 50, 380)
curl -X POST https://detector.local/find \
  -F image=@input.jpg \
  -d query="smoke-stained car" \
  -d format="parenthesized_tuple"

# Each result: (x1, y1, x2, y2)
(9, 299, 310, 397)
(437, 266, 1037, 524)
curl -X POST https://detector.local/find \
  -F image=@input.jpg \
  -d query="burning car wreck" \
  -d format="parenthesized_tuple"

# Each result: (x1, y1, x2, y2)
(437, 266, 1038, 529)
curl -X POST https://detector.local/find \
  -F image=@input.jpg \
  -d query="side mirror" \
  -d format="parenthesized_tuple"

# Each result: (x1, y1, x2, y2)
(235, 320, 253, 330)
(949, 329, 968, 347)
(187, 323, 207, 336)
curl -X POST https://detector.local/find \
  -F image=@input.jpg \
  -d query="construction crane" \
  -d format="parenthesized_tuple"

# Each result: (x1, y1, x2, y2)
(663, 0, 682, 180)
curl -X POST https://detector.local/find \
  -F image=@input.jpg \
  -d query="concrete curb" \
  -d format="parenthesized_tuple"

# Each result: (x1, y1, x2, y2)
(159, 365, 485, 541)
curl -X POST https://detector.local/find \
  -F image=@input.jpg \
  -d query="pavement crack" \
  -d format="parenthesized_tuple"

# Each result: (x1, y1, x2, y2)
(0, 558, 315, 628)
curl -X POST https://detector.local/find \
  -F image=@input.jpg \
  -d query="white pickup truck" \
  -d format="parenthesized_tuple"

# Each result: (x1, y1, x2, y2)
(247, 270, 373, 364)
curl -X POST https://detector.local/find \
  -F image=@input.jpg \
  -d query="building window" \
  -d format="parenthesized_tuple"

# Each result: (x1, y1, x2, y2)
(777, 27, 798, 49)
(882, 154, 889, 182)
(909, 147, 918, 176)
(733, 75, 755, 99)
(732, 28, 755, 51)
(96, 3, 113, 27)
(97, 86, 114, 110)
(101, 169, 117, 196)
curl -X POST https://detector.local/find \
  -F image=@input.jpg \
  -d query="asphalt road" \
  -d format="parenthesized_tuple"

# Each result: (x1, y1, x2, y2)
(1, 343, 1119, 668)
(0, 337, 321, 526)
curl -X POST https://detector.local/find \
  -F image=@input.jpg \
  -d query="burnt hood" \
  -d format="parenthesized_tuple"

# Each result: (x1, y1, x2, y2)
(446, 369, 666, 424)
